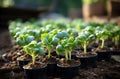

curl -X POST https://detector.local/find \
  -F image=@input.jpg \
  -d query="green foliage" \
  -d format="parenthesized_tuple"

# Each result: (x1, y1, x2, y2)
(83, 0, 107, 4)
(9, 19, 120, 60)
(56, 36, 77, 61)
(111, 27, 120, 48)
(95, 27, 109, 48)
(76, 30, 95, 54)
(16, 34, 34, 46)
(55, 31, 69, 39)
(23, 41, 45, 64)
(41, 33, 60, 58)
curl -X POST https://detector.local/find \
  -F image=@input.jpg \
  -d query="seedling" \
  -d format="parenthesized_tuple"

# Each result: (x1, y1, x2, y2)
(23, 41, 45, 64)
(111, 27, 120, 48)
(95, 27, 109, 49)
(56, 36, 77, 62)
(41, 33, 60, 58)
(75, 31, 95, 54)
(16, 34, 34, 46)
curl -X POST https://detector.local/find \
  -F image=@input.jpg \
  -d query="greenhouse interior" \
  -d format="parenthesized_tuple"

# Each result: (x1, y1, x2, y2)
(0, 0, 120, 79)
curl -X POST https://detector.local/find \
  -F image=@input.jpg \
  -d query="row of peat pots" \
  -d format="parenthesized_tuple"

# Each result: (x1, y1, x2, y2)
(17, 46, 120, 79)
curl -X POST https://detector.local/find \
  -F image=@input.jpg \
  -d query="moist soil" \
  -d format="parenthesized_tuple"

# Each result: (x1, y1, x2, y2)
(23, 62, 47, 69)
(0, 30, 120, 79)
(93, 46, 112, 52)
(58, 59, 80, 67)
(76, 52, 97, 58)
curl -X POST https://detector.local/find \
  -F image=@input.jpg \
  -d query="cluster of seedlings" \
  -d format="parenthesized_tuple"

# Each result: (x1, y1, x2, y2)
(8, 19, 120, 79)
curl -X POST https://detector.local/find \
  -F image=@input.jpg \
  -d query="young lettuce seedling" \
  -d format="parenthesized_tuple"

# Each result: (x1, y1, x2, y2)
(16, 34, 34, 46)
(56, 36, 77, 62)
(75, 31, 95, 54)
(55, 30, 69, 40)
(95, 27, 109, 49)
(41, 33, 60, 58)
(111, 27, 120, 48)
(67, 28, 78, 37)
(23, 41, 45, 64)
(26, 29, 42, 40)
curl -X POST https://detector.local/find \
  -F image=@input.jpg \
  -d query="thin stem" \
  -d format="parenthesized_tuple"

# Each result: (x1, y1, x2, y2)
(65, 51, 68, 63)
(68, 51, 71, 60)
(115, 35, 119, 48)
(83, 42, 87, 55)
(101, 38, 104, 49)
(31, 54, 35, 64)
(96, 38, 99, 44)
(47, 46, 51, 58)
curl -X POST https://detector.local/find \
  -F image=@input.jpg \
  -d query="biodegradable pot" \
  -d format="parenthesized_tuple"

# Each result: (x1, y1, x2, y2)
(23, 64, 47, 79)
(76, 53, 97, 68)
(57, 60, 80, 79)
(96, 50, 112, 61)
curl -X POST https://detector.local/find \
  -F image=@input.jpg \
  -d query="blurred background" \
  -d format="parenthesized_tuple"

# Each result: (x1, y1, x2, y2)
(0, 0, 120, 28)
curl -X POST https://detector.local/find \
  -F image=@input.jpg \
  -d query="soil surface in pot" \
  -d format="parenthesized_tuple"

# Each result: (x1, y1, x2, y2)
(23, 62, 47, 69)
(94, 46, 112, 52)
(0, 30, 120, 79)
(58, 58, 80, 67)
(76, 52, 97, 58)
(42, 55, 59, 64)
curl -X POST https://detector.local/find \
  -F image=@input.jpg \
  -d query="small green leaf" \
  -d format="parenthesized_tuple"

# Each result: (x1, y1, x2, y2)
(51, 37, 60, 45)
(16, 38, 25, 46)
(26, 36, 34, 43)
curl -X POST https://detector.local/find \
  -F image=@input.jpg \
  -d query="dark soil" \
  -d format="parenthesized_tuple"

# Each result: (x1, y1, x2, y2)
(58, 59, 80, 67)
(0, 30, 120, 79)
(42, 55, 59, 64)
(94, 46, 112, 52)
(76, 52, 97, 58)
(23, 62, 47, 69)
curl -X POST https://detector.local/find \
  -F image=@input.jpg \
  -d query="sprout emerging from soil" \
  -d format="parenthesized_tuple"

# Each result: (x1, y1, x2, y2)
(111, 27, 120, 48)
(95, 27, 109, 49)
(23, 41, 45, 64)
(76, 31, 95, 54)
(41, 33, 59, 58)
(56, 36, 77, 62)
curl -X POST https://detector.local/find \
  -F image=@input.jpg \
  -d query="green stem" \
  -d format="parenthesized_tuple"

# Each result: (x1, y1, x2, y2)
(47, 46, 51, 58)
(68, 51, 71, 60)
(31, 54, 35, 64)
(101, 38, 104, 49)
(115, 35, 119, 48)
(96, 38, 99, 44)
(65, 51, 68, 62)
(83, 42, 87, 55)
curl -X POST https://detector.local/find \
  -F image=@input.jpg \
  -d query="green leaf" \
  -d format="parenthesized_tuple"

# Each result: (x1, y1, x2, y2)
(56, 45, 63, 55)
(56, 32, 63, 39)
(26, 36, 34, 43)
(16, 38, 25, 46)
(51, 37, 60, 45)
